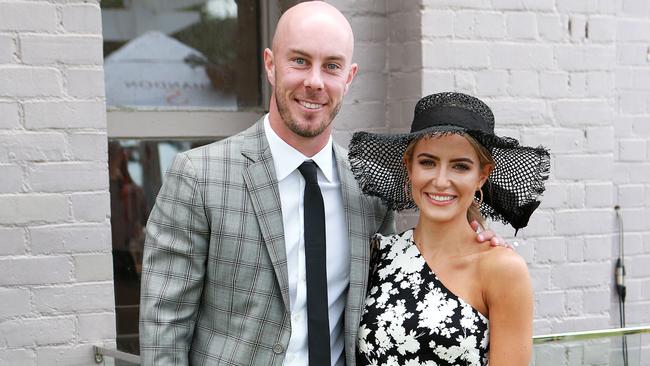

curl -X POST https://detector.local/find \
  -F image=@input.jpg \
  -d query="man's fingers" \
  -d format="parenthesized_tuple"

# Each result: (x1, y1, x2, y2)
(478, 228, 495, 243)
(471, 222, 513, 249)
(491, 236, 514, 249)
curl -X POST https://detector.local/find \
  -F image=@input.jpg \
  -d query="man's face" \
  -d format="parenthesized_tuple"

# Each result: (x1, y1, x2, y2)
(264, 12, 357, 142)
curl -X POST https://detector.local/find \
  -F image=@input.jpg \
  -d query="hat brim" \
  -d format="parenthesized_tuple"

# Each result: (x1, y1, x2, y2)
(348, 126, 550, 231)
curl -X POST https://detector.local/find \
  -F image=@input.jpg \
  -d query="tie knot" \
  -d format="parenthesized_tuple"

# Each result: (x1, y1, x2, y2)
(298, 161, 319, 184)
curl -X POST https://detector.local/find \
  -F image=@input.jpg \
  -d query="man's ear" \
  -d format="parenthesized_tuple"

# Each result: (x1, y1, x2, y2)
(343, 62, 358, 95)
(263, 48, 275, 87)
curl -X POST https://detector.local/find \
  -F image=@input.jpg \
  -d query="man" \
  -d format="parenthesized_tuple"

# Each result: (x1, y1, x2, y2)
(139, 2, 499, 365)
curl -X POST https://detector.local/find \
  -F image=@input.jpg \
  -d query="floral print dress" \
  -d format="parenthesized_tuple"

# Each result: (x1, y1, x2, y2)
(357, 230, 489, 366)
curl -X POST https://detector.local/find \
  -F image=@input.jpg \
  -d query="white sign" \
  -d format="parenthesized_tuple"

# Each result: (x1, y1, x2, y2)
(105, 31, 237, 108)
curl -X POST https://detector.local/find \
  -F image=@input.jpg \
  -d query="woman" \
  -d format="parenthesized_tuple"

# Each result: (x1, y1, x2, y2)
(348, 92, 549, 365)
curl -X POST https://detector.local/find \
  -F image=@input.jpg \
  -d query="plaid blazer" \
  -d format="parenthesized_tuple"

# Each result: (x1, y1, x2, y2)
(139, 119, 395, 365)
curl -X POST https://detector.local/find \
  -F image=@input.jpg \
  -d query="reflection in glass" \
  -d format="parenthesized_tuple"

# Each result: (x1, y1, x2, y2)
(108, 139, 214, 355)
(102, 0, 260, 109)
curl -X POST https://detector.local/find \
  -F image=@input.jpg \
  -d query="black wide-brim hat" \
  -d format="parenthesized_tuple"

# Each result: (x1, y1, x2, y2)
(348, 92, 550, 232)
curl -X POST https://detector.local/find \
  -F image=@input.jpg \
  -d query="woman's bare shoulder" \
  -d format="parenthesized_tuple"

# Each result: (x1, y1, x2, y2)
(478, 246, 531, 293)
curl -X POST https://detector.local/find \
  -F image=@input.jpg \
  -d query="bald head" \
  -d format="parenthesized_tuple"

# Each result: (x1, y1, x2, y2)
(272, 1, 355, 59)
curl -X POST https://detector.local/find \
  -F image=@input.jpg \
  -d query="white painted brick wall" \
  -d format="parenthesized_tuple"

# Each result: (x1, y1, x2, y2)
(508, 70, 539, 97)
(0, 1, 113, 365)
(78, 312, 117, 341)
(34, 283, 114, 313)
(61, 4, 103, 34)
(0, 194, 69, 224)
(586, 126, 616, 152)
(616, 43, 649, 66)
(617, 19, 650, 42)
(0, 288, 31, 318)
(424, 41, 491, 69)
(588, 16, 617, 42)
(65, 68, 106, 99)
(0, 34, 15, 64)
(20, 35, 103, 65)
(0, 2, 58, 32)
(387, 1, 422, 134)
(30, 224, 111, 254)
(1, 317, 76, 347)
(0, 256, 72, 286)
(615, 4, 650, 361)
(0, 102, 20, 129)
(70, 192, 111, 222)
(0, 164, 23, 193)
(506, 11, 537, 40)
(0, 133, 67, 162)
(36, 345, 101, 366)
(475, 70, 508, 96)
(23, 101, 106, 129)
(585, 182, 615, 208)
(27, 162, 108, 192)
(421, 9, 454, 37)
(73, 253, 114, 282)
(0, 227, 25, 255)
(0, 66, 64, 97)
(330, 0, 389, 143)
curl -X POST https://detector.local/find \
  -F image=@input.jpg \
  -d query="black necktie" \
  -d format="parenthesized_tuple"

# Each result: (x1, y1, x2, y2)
(298, 161, 331, 366)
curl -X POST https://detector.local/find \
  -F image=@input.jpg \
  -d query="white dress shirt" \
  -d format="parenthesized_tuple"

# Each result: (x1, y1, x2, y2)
(264, 116, 349, 366)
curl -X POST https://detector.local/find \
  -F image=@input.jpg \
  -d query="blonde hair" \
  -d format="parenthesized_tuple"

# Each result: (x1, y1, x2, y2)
(403, 133, 495, 228)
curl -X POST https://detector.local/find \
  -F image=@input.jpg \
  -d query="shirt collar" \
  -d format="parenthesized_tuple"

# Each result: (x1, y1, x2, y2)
(263, 114, 335, 182)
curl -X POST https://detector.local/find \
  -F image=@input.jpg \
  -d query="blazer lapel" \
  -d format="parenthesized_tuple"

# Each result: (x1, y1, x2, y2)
(335, 143, 371, 292)
(241, 120, 290, 310)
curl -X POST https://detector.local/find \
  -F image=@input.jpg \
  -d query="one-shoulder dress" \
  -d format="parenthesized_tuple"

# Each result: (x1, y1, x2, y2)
(357, 230, 489, 366)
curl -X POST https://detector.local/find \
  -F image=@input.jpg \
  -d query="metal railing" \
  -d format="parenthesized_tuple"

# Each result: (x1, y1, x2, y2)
(532, 325, 650, 366)
(94, 325, 650, 365)
(94, 346, 140, 365)
(533, 325, 650, 344)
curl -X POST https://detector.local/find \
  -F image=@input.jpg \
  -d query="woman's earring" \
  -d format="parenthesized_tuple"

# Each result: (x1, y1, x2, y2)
(476, 187, 484, 206)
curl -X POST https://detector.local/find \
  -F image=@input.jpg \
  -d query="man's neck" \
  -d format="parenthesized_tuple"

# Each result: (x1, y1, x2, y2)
(267, 114, 331, 158)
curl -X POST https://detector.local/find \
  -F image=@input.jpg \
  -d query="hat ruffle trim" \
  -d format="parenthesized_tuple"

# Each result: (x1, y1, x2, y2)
(349, 129, 551, 232)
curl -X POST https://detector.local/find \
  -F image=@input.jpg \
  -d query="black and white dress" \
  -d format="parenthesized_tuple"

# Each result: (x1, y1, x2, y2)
(357, 230, 489, 366)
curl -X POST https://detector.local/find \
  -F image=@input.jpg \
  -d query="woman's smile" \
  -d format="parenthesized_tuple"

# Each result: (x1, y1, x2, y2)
(424, 192, 457, 206)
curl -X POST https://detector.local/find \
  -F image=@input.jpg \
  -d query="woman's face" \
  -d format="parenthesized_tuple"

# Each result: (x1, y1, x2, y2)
(407, 134, 490, 225)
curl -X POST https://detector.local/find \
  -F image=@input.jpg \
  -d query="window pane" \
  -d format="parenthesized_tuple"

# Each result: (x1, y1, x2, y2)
(102, 0, 261, 109)
(108, 139, 215, 354)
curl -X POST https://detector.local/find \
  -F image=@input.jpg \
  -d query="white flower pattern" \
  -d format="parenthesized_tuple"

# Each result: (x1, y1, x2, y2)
(357, 230, 489, 366)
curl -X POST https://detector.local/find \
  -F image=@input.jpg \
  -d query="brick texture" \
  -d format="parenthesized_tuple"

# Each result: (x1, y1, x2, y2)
(0, 1, 113, 364)
(614, 5, 650, 361)
(0, 2, 57, 32)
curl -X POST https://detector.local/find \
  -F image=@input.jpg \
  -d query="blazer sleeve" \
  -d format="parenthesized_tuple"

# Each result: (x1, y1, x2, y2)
(377, 208, 396, 236)
(139, 152, 210, 366)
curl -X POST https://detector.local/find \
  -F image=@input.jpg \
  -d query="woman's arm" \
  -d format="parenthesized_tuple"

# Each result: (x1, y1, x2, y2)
(484, 249, 533, 365)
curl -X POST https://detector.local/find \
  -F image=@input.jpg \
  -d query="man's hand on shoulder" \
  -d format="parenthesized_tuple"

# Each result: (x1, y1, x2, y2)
(470, 220, 513, 249)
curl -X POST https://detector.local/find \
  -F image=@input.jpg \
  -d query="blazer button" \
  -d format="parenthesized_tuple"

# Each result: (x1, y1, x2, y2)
(272, 343, 284, 354)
